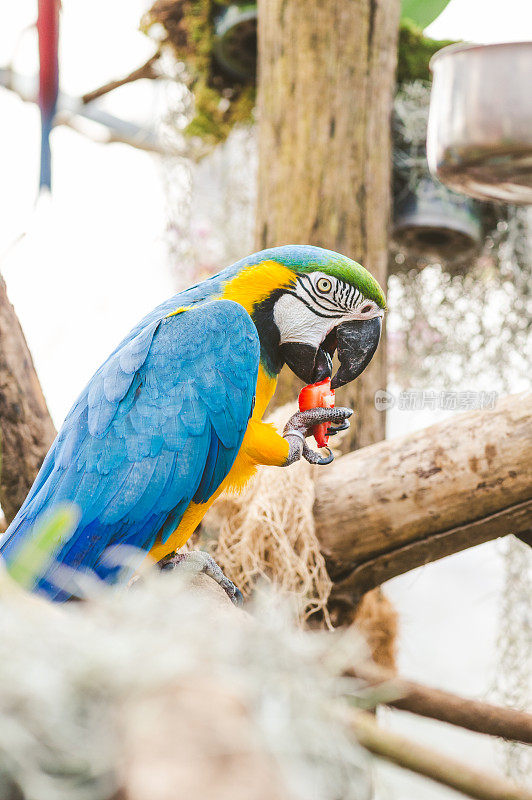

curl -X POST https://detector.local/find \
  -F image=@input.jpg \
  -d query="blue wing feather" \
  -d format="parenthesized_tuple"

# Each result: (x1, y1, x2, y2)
(0, 299, 259, 599)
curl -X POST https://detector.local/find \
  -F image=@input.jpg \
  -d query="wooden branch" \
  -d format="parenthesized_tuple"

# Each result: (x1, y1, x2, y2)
(0, 67, 180, 158)
(81, 52, 160, 105)
(349, 710, 532, 800)
(55, 112, 179, 157)
(0, 276, 56, 523)
(313, 393, 532, 608)
(351, 662, 532, 744)
(1, 64, 208, 160)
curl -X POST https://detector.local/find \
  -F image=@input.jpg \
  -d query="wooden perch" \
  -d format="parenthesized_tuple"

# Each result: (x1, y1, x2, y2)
(350, 661, 532, 744)
(314, 392, 531, 609)
(0, 276, 56, 523)
(350, 710, 532, 800)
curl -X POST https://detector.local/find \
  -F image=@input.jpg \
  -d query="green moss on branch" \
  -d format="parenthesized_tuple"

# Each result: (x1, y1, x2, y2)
(142, 0, 255, 145)
(397, 20, 455, 85)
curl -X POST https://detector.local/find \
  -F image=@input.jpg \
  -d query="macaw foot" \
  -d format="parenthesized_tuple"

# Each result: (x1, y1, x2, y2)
(157, 550, 243, 606)
(282, 406, 353, 466)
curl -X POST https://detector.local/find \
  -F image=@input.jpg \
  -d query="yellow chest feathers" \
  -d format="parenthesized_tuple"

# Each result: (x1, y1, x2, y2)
(223, 364, 281, 489)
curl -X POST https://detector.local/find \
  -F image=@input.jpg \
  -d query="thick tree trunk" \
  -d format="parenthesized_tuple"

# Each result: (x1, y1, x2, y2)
(0, 276, 56, 523)
(312, 393, 531, 614)
(255, 0, 400, 451)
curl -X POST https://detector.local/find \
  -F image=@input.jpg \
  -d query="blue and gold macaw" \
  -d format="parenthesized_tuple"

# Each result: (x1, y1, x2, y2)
(0, 245, 385, 601)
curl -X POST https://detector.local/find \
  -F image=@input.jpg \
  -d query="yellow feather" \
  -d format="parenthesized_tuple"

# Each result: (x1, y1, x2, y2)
(166, 306, 191, 318)
(222, 260, 296, 313)
(253, 364, 277, 419)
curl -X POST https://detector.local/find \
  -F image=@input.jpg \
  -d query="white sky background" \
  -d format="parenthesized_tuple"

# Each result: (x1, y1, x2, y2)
(426, 0, 532, 41)
(1, 2, 531, 798)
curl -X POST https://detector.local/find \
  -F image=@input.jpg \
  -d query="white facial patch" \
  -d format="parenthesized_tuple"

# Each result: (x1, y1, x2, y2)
(273, 293, 333, 348)
(273, 272, 384, 349)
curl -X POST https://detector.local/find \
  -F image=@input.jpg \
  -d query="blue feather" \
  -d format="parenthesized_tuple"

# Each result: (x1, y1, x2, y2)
(194, 427, 220, 504)
(0, 299, 259, 599)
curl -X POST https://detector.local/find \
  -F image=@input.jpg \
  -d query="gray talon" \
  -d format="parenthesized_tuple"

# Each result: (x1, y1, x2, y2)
(158, 552, 187, 571)
(282, 407, 353, 466)
(326, 421, 350, 436)
(157, 550, 243, 605)
(303, 442, 334, 465)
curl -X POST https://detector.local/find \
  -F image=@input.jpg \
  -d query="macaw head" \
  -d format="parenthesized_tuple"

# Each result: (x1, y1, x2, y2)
(227, 245, 386, 388)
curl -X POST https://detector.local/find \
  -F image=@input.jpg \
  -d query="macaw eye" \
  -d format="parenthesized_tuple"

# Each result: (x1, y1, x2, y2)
(316, 277, 332, 293)
(360, 303, 373, 314)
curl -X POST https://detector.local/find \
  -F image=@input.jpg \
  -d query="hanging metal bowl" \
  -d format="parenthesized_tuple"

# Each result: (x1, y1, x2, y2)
(393, 175, 482, 264)
(427, 41, 532, 205)
(213, 4, 257, 82)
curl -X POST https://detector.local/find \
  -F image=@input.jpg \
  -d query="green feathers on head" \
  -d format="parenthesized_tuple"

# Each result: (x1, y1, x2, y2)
(295, 259, 386, 309)
(263, 245, 387, 309)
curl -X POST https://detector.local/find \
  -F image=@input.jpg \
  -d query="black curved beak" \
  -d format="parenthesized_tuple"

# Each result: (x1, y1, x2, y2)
(280, 341, 333, 384)
(330, 316, 382, 389)
(280, 316, 382, 388)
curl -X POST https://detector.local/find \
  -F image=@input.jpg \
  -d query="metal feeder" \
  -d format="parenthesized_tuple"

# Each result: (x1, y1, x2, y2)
(213, 4, 257, 82)
(427, 41, 532, 205)
(393, 176, 482, 264)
